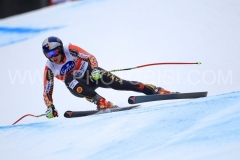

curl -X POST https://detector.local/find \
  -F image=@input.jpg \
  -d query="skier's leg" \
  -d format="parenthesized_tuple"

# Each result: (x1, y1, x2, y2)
(65, 74, 116, 109)
(91, 67, 173, 95)
(65, 74, 96, 99)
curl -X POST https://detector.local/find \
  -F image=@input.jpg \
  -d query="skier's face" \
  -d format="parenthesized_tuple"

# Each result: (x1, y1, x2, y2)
(45, 48, 62, 64)
(50, 54, 61, 64)
(50, 53, 62, 64)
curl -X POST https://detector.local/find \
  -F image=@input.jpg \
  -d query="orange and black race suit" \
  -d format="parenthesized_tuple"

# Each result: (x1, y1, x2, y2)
(43, 44, 158, 108)
(43, 44, 98, 107)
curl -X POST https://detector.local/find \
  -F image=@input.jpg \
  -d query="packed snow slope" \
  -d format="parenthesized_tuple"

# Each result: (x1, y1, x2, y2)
(1, 91, 240, 160)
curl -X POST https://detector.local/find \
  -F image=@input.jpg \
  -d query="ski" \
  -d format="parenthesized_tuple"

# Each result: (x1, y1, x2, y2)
(128, 91, 208, 104)
(64, 105, 140, 118)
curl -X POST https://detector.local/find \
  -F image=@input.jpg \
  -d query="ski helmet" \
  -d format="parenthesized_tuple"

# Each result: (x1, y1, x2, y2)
(42, 36, 64, 59)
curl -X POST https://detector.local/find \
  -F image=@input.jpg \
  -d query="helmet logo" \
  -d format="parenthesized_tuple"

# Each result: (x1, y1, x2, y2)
(45, 42, 52, 49)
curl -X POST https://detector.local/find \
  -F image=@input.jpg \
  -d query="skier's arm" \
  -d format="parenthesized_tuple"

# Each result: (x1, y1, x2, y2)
(43, 66, 58, 118)
(68, 44, 98, 69)
(43, 66, 54, 107)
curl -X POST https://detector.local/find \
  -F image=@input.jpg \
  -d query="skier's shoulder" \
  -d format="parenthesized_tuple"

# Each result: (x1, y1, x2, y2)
(67, 43, 82, 50)
(67, 43, 89, 54)
(65, 43, 90, 59)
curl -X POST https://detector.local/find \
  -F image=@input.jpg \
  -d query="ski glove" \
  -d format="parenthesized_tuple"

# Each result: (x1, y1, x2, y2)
(45, 104, 58, 118)
(91, 68, 102, 81)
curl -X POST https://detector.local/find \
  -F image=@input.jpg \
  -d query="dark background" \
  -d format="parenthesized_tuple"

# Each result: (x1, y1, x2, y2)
(0, 0, 50, 19)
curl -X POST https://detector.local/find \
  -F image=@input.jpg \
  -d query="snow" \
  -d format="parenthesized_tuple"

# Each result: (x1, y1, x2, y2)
(0, 0, 240, 159)
(1, 92, 240, 159)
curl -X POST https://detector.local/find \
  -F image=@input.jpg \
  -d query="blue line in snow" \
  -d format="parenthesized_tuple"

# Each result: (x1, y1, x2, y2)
(0, 26, 63, 33)
(0, 26, 64, 47)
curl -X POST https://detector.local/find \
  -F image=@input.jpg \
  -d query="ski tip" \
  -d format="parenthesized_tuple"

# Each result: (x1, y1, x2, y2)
(128, 96, 136, 104)
(64, 110, 73, 118)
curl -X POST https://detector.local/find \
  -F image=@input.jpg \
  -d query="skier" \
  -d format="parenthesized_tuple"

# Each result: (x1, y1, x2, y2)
(42, 36, 175, 118)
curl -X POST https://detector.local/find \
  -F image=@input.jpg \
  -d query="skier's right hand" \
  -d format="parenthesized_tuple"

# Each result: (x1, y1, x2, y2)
(45, 104, 58, 118)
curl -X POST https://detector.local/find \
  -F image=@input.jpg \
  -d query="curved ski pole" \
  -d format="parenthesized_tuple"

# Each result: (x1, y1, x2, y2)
(110, 62, 201, 72)
(12, 113, 46, 125)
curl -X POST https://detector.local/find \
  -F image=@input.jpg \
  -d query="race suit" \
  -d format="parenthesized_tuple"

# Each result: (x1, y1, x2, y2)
(43, 43, 98, 107)
(43, 44, 157, 108)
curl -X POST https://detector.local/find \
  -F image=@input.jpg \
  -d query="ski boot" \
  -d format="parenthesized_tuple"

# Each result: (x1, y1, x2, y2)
(154, 87, 178, 95)
(90, 94, 118, 110)
(97, 97, 118, 110)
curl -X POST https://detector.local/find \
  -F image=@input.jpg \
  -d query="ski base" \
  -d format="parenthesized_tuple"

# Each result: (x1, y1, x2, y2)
(128, 91, 208, 104)
(64, 105, 140, 118)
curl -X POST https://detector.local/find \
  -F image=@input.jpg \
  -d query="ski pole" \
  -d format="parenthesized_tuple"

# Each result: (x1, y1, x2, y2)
(12, 113, 46, 125)
(110, 62, 201, 72)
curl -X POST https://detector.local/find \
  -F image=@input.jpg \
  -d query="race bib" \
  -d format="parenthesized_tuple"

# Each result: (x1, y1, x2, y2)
(72, 61, 88, 78)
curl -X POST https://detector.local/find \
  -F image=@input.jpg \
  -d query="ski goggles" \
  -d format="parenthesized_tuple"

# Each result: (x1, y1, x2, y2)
(45, 49, 60, 59)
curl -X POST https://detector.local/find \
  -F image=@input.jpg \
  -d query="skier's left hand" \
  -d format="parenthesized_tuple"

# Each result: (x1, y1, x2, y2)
(45, 104, 58, 118)
(90, 68, 102, 81)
